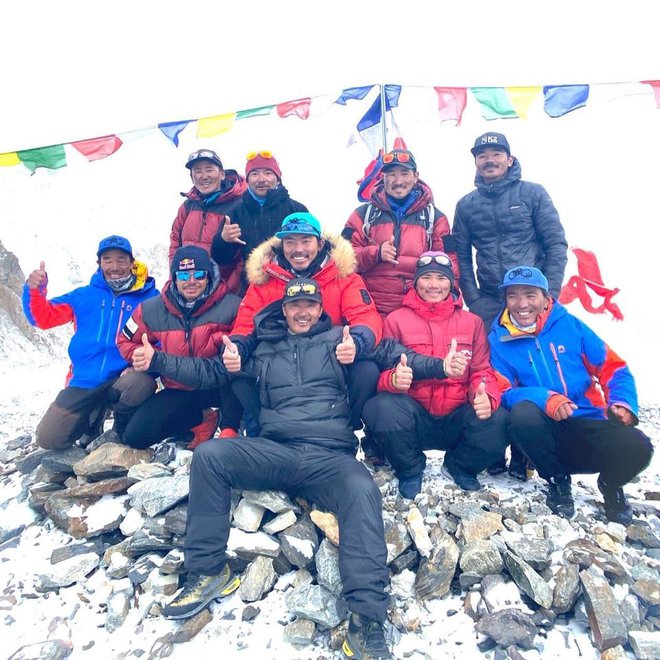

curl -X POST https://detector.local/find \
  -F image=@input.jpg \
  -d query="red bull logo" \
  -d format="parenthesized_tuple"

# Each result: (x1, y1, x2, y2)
(178, 258, 196, 271)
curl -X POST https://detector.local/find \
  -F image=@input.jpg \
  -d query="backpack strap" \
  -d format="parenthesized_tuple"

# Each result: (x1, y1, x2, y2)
(361, 203, 381, 239)
(423, 203, 435, 249)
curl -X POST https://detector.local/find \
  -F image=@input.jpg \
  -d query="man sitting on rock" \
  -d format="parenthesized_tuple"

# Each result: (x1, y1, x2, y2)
(133, 277, 393, 658)
(22, 235, 159, 449)
(489, 266, 653, 523)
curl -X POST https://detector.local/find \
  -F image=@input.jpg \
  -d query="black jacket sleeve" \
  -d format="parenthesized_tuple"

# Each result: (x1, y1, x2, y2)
(366, 338, 447, 380)
(149, 351, 231, 390)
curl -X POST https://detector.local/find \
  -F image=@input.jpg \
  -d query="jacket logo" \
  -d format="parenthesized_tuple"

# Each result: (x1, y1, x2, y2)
(557, 345, 566, 353)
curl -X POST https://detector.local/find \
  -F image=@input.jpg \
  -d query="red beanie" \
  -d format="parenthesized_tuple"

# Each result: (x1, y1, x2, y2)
(245, 152, 282, 180)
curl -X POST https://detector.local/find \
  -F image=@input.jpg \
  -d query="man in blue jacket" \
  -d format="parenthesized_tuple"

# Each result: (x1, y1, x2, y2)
(488, 266, 653, 524)
(22, 235, 159, 449)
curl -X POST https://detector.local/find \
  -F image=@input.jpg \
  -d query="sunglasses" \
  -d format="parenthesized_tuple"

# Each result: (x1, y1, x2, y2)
(246, 150, 273, 160)
(281, 220, 320, 237)
(175, 270, 208, 282)
(286, 283, 319, 296)
(417, 254, 451, 267)
(101, 236, 129, 249)
(382, 151, 412, 165)
(507, 268, 534, 279)
(188, 150, 220, 162)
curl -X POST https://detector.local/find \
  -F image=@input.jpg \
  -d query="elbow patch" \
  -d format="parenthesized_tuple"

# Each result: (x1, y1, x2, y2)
(122, 316, 138, 340)
(360, 289, 372, 305)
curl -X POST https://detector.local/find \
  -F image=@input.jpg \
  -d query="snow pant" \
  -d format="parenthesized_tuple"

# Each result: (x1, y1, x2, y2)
(230, 359, 381, 436)
(362, 392, 509, 479)
(468, 295, 504, 330)
(121, 383, 242, 449)
(35, 371, 156, 449)
(509, 400, 653, 486)
(185, 437, 390, 622)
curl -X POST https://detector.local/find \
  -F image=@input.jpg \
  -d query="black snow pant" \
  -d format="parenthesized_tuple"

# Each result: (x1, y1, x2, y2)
(121, 384, 242, 449)
(363, 392, 508, 479)
(185, 437, 390, 622)
(509, 401, 653, 486)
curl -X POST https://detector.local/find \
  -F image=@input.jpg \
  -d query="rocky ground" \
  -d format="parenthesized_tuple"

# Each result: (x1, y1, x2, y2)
(0, 409, 659, 660)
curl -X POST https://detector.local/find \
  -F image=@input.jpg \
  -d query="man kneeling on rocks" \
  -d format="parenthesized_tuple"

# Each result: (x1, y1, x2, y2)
(489, 266, 653, 523)
(133, 277, 396, 659)
(362, 252, 508, 497)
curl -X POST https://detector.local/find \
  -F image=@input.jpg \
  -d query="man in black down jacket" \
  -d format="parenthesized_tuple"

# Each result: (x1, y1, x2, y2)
(132, 277, 461, 659)
(453, 132, 568, 329)
(211, 150, 308, 295)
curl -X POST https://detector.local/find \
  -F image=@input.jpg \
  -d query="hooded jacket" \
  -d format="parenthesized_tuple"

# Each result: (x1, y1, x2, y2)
(231, 234, 382, 356)
(117, 264, 240, 390)
(453, 158, 567, 305)
(22, 261, 159, 389)
(343, 179, 458, 316)
(168, 170, 247, 271)
(211, 184, 308, 294)
(488, 299, 639, 422)
(378, 287, 500, 417)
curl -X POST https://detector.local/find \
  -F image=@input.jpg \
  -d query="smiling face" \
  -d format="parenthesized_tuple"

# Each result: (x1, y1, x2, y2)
(282, 299, 322, 334)
(474, 147, 513, 183)
(415, 272, 452, 303)
(190, 160, 225, 195)
(382, 165, 419, 199)
(281, 234, 323, 272)
(504, 285, 549, 326)
(247, 168, 279, 197)
(98, 249, 134, 281)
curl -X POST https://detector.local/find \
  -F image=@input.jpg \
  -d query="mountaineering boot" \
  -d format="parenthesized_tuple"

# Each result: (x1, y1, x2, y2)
(508, 445, 530, 481)
(187, 409, 219, 450)
(598, 477, 634, 526)
(441, 462, 481, 492)
(397, 473, 423, 500)
(217, 427, 239, 439)
(546, 476, 575, 518)
(486, 455, 507, 476)
(342, 612, 392, 659)
(162, 565, 240, 619)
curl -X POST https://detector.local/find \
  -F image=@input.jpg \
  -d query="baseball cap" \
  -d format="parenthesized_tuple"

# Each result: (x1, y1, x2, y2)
(381, 149, 417, 172)
(185, 149, 223, 170)
(282, 277, 322, 305)
(97, 235, 133, 258)
(275, 212, 322, 239)
(499, 267, 549, 292)
(471, 133, 511, 157)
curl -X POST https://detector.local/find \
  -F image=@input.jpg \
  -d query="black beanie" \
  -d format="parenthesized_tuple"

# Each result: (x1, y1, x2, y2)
(171, 246, 214, 276)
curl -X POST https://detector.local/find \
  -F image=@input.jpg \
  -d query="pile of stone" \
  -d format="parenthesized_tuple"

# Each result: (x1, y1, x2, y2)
(1, 430, 659, 659)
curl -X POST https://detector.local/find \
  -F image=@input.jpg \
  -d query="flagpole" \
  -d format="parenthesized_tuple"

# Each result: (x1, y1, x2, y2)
(379, 84, 387, 153)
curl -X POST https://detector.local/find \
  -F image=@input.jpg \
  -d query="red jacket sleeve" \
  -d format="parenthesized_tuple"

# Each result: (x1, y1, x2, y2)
(168, 203, 188, 264)
(466, 317, 501, 410)
(430, 211, 460, 281)
(117, 305, 153, 363)
(231, 283, 269, 337)
(344, 209, 381, 273)
(338, 273, 383, 344)
(27, 287, 74, 329)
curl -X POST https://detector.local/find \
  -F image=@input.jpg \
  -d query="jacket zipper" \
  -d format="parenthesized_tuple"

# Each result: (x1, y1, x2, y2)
(550, 343, 569, 396)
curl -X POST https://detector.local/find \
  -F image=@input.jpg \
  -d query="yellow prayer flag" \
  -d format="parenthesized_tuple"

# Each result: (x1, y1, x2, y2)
(506, 86, 542, 120)
(0, 151, 20, 166)
(196, 113, 236, 138)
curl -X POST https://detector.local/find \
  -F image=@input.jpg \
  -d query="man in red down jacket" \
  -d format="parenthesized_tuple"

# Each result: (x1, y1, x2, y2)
(168, 149, 247, 280)
(362, 251, 508, 498)
(118, 246, 242, 449)
(342, 148, 459, 316)
(231, 211, 382, 430)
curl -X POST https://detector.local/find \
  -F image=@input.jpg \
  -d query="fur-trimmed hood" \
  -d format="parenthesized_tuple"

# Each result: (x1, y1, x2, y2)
(245, 233, 357, 286)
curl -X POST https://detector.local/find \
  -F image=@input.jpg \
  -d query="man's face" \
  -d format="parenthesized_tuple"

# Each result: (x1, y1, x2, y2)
(415, 272, 452, 303)
(475, 148, 513, 183)
(383, 165, 419, 199)
(281, 234, 323, 271)
(191, 160, 225, 194)
(282, 300, 322, 334)
(505, 285, 548, 327)
(99, 249, 133, 281)
(247, 168, 279, 197)
(175, 270, 208, 302)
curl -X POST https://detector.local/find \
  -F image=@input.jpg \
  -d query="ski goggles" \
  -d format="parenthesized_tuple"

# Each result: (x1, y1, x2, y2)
(417, 254, 452, 268)
(186, 150, 223, 169)
(175, 270, 208, 282)
(381, 150, 417, 170)
(246, 150, 273, 161)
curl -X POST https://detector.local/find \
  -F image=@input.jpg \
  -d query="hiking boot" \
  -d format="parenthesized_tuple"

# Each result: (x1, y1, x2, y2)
(187, 409, 219, 450)
(441, 463, 481, 492)
(508, 455, 529, 482)
(546, 476, 575, 518)
(362, 430, 387, 467)
(162, 565, 240, 620)
(398, 473, 423, 500)
(217, 427, 239, 439)
(598, 477, 634, 526)
(342, 612, 392, 659)
(487, 456, 507, 476)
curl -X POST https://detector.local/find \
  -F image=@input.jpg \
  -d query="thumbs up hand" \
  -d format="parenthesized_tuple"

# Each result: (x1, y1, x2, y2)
(132, 333, 155, 371)
(335, 325, 356, 365)
(472, 380, 492, 419)
(392, 353, 413, 391)
(222, 334, 242, 373)
(443, 338, 467, 378)
(27, 261, 48, 289)
(380, 236, 398, 264)
(221, 216, 246, 245)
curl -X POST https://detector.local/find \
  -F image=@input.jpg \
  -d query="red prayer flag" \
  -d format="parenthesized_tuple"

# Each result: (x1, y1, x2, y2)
(276, 99, 312, 120)
(641, 80, 660, 107)
(71, 135, 123, 161)
(433, 87, 467, 125)
(559, 248, 624, 320)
